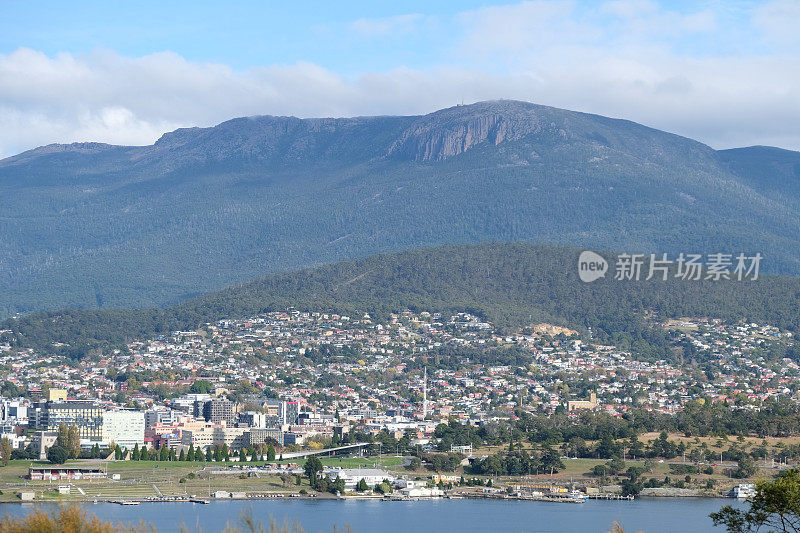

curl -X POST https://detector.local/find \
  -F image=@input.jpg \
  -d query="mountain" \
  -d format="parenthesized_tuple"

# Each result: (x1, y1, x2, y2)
(718, 146, 800, 200)
(5, 242, 800, 360)
(2, 100, 800, 317)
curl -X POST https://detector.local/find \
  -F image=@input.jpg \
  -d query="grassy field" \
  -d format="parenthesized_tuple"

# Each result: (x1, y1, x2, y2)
(0, 455, 405, 502)
(0, 432, 787, 502)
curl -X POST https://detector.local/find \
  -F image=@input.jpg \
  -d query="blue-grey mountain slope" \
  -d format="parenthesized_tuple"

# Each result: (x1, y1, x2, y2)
(1, 100, 799, 317)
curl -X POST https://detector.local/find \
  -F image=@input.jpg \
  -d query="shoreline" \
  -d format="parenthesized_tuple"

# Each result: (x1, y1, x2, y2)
(0, 492, 737, 505)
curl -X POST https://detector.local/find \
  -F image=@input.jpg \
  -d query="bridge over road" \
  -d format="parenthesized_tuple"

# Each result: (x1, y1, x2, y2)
(278, 443, 371, 460)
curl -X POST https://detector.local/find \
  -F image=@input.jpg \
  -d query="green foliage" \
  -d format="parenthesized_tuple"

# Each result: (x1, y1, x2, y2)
(55, 424, 81, 460)
(7, 242, 800, 363)
(471, 450, 544, 476)
(406, 456, 422, 471)
(373, 480, 392, 494)
(47, 445, 69, 464)
(0, 436, 11, 466)
(189, 380, 212, 394)
(304, 456, 324, 489)
(734, 455, 758, 479)
(711, 469, 800, 532)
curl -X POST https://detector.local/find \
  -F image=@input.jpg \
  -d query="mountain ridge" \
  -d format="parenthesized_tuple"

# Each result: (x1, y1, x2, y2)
(0, 100, 724, 166)
(2, 100, 800, 317)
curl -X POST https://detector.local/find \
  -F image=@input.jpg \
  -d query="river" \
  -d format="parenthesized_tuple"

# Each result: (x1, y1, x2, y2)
(0, 497, 743, 532)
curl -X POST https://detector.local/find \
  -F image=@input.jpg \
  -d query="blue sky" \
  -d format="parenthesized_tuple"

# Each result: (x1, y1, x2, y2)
(0, 1, 799, 156)
(0, 1, 770, 72)
(2, 1, 509, 72)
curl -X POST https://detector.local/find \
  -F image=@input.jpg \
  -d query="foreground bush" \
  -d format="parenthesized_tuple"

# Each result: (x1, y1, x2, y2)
(0, 506, 145, 533)
(0, 506, 351, 533)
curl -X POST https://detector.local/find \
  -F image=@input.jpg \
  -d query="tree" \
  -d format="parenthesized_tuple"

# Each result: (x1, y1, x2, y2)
(621, 478, 643, 497)
(734, 455, 758, 479)
(304, 456, 324, 489)
(607, 456, 626, 476)
(0, 436, 12, 466)
(56, 423, 80, 459)
(330, 477, 345, 495)
(140, 445, 149, 461)
(187, 444, 195, 462)
(406, 456, 422, 471)
(374, 480, 393, 494)
(356, 478, 369, 492)
(179, 449, 185, 461)
(131, 443, 140, 461)
(711, 469, 800, 533)
(189, 380, 213, 394)
(66, 425, 81, 459)
(540, 444, 565, 474)
(56, 423, 69, 449)
(267, 444, 276, 462)
(47, 445, 69, 464)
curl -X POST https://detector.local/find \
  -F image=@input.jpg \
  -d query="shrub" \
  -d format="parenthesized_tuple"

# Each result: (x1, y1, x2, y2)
(46, 445, 69, 465)
(0, 506, 145, 532)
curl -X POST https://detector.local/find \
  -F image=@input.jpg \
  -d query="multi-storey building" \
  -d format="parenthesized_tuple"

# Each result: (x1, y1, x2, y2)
(101, 409, 145, 448)
(180, 422, 248, 451)
(245, 427, 284, 447)
(202, 399, 235, 424)
(31, 401, 103, 442)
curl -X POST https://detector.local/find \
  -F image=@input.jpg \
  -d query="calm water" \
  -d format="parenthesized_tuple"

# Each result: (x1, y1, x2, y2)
(0, 498, 742, 533)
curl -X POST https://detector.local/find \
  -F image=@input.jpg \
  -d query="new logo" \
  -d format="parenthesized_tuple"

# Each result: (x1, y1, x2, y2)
(578, 251, 608, 282)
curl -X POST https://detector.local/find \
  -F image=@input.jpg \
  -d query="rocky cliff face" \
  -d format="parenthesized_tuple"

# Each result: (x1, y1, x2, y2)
(388, 101, 564, 161)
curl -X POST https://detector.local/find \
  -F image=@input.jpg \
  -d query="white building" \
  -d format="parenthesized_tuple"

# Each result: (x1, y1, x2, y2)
(399, 486, 443, 498)
(102, 410, 145, 448)
(732, 484, 756, 499)
(328, 468, 394, 490)
(144, 408, 181, 429)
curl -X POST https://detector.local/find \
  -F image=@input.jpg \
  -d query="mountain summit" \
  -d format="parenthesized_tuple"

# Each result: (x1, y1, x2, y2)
(1, 100, 799, 317)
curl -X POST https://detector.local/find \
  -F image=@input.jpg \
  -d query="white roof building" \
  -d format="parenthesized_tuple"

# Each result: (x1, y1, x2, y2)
(327, 468, 394, 490)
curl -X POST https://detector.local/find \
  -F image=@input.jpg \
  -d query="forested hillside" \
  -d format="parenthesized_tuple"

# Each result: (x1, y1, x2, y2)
(5, 243, 800, 360)
(2, 100, 800, 317)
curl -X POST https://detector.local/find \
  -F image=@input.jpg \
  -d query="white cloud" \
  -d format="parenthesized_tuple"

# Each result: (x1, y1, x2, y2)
(349, 13, 424, 36)
(457, 1, 599, 55)
(0, 1, 799, 158)
(754, 0, 800, 46)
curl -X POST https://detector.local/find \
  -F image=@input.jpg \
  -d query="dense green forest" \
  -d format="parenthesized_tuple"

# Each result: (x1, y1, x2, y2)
(5, 242, 800, 360)
(2, 100, 800, 317)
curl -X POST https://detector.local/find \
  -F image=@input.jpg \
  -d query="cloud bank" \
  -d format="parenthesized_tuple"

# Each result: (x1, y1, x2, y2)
(1, 0, 799, 158)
